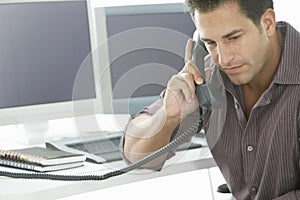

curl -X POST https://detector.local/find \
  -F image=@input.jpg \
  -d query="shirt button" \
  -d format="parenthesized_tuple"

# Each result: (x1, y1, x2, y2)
(247, 145, 254, 152)
(234, 102, 239, 109)
(250, 186, 257, 194)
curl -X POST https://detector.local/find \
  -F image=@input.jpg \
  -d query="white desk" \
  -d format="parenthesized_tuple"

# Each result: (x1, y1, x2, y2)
(58, 169, 214, 200)
(56, 167, 234, 200)
(0, 115, 232, 200)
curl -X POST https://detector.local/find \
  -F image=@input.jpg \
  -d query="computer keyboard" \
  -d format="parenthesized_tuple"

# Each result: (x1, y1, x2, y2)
(46, 131, 206, 164)
(46, 131, 123, 163)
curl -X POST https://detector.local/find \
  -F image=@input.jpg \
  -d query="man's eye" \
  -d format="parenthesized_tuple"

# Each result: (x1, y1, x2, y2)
(206, 41, 216, 46)
(228, 35, 240, 41)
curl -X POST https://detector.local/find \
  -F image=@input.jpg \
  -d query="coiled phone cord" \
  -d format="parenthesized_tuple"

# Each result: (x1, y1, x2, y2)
(0, 113, 204, 181)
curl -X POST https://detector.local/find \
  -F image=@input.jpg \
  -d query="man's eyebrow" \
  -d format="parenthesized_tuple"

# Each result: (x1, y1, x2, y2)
(222, 29, 243, 39)
(200, 37, 213, 43)
(200, 29, 244, 42)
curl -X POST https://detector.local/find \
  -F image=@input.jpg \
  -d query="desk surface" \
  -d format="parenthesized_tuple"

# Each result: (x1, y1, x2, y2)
(0, 115, 232, 200)
(58, 169, 215, 200)
(58, 167, 233, 200)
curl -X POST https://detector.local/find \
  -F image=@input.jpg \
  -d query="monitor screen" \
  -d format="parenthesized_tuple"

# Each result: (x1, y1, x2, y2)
(96, 3, 196, 115)
(0, 0, 100, 126)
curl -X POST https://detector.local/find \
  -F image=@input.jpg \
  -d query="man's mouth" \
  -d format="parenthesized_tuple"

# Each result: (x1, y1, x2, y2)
(223, 65, 244, 75)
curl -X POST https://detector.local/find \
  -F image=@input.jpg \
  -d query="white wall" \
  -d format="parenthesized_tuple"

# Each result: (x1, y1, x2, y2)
(274, 0, 300, 31)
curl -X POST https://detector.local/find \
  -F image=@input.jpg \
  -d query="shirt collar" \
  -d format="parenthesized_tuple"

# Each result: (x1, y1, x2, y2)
(274, 21, 300, 85)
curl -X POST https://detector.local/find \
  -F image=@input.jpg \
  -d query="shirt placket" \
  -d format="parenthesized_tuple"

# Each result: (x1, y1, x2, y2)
(240, 93, 272, 198)
(233, 97, 256, 181)
(242, 113, 257, 183)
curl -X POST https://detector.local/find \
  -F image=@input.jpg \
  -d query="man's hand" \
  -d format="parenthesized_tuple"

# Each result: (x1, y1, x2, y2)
(163, 39, 204, 119)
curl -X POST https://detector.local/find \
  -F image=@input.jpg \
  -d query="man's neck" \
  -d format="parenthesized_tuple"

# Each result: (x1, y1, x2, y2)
(242, 30, 285, 118)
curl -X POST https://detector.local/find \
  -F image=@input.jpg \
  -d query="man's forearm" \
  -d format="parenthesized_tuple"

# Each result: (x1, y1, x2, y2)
(123, 108, 180, 165)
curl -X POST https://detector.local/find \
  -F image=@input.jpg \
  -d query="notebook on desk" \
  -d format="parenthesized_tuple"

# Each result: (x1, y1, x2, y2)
(0, 147, 86, 172)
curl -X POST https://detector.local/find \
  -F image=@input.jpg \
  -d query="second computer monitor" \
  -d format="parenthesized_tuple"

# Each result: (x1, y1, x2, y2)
(99, 3, 196, 116)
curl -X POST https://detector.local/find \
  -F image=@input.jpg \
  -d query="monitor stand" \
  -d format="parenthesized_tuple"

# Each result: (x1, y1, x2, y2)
(17, 121, 49, 145)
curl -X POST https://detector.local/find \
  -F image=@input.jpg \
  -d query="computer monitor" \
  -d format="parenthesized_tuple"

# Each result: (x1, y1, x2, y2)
(94, 3, 196, 116)
(0, 0, 103, 141)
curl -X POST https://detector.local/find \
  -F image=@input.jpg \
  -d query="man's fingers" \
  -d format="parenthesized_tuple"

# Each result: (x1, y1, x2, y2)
(180, 73, 196, 92)
(180, 60, 204, 84)
(167, 74, 193, 103)
(185, 39, 194, 63)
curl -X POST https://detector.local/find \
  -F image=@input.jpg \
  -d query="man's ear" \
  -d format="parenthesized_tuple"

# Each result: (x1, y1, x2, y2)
(260, 8, 276, 37)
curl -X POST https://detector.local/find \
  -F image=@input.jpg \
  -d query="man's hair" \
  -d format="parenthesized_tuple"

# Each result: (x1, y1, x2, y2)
(185, 0, 274, 26)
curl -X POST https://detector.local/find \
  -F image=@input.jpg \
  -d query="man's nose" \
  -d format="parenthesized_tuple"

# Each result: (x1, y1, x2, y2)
(217, 45, 234, 67)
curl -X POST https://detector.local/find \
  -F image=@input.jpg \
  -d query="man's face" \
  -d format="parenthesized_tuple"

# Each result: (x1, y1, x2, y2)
(194, 2, 271, 85)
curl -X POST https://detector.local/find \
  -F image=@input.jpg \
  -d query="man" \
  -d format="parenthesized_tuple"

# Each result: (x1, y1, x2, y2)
(120, 0, 300, 199)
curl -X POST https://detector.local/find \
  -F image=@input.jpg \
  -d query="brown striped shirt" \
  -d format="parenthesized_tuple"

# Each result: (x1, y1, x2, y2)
(205, 21, 300, 200)
(121, 21, 300, 200)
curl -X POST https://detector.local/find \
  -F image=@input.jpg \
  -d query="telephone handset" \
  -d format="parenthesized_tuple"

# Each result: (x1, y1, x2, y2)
(192, 30, 225, 109)
(192, 30, 211, 109)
